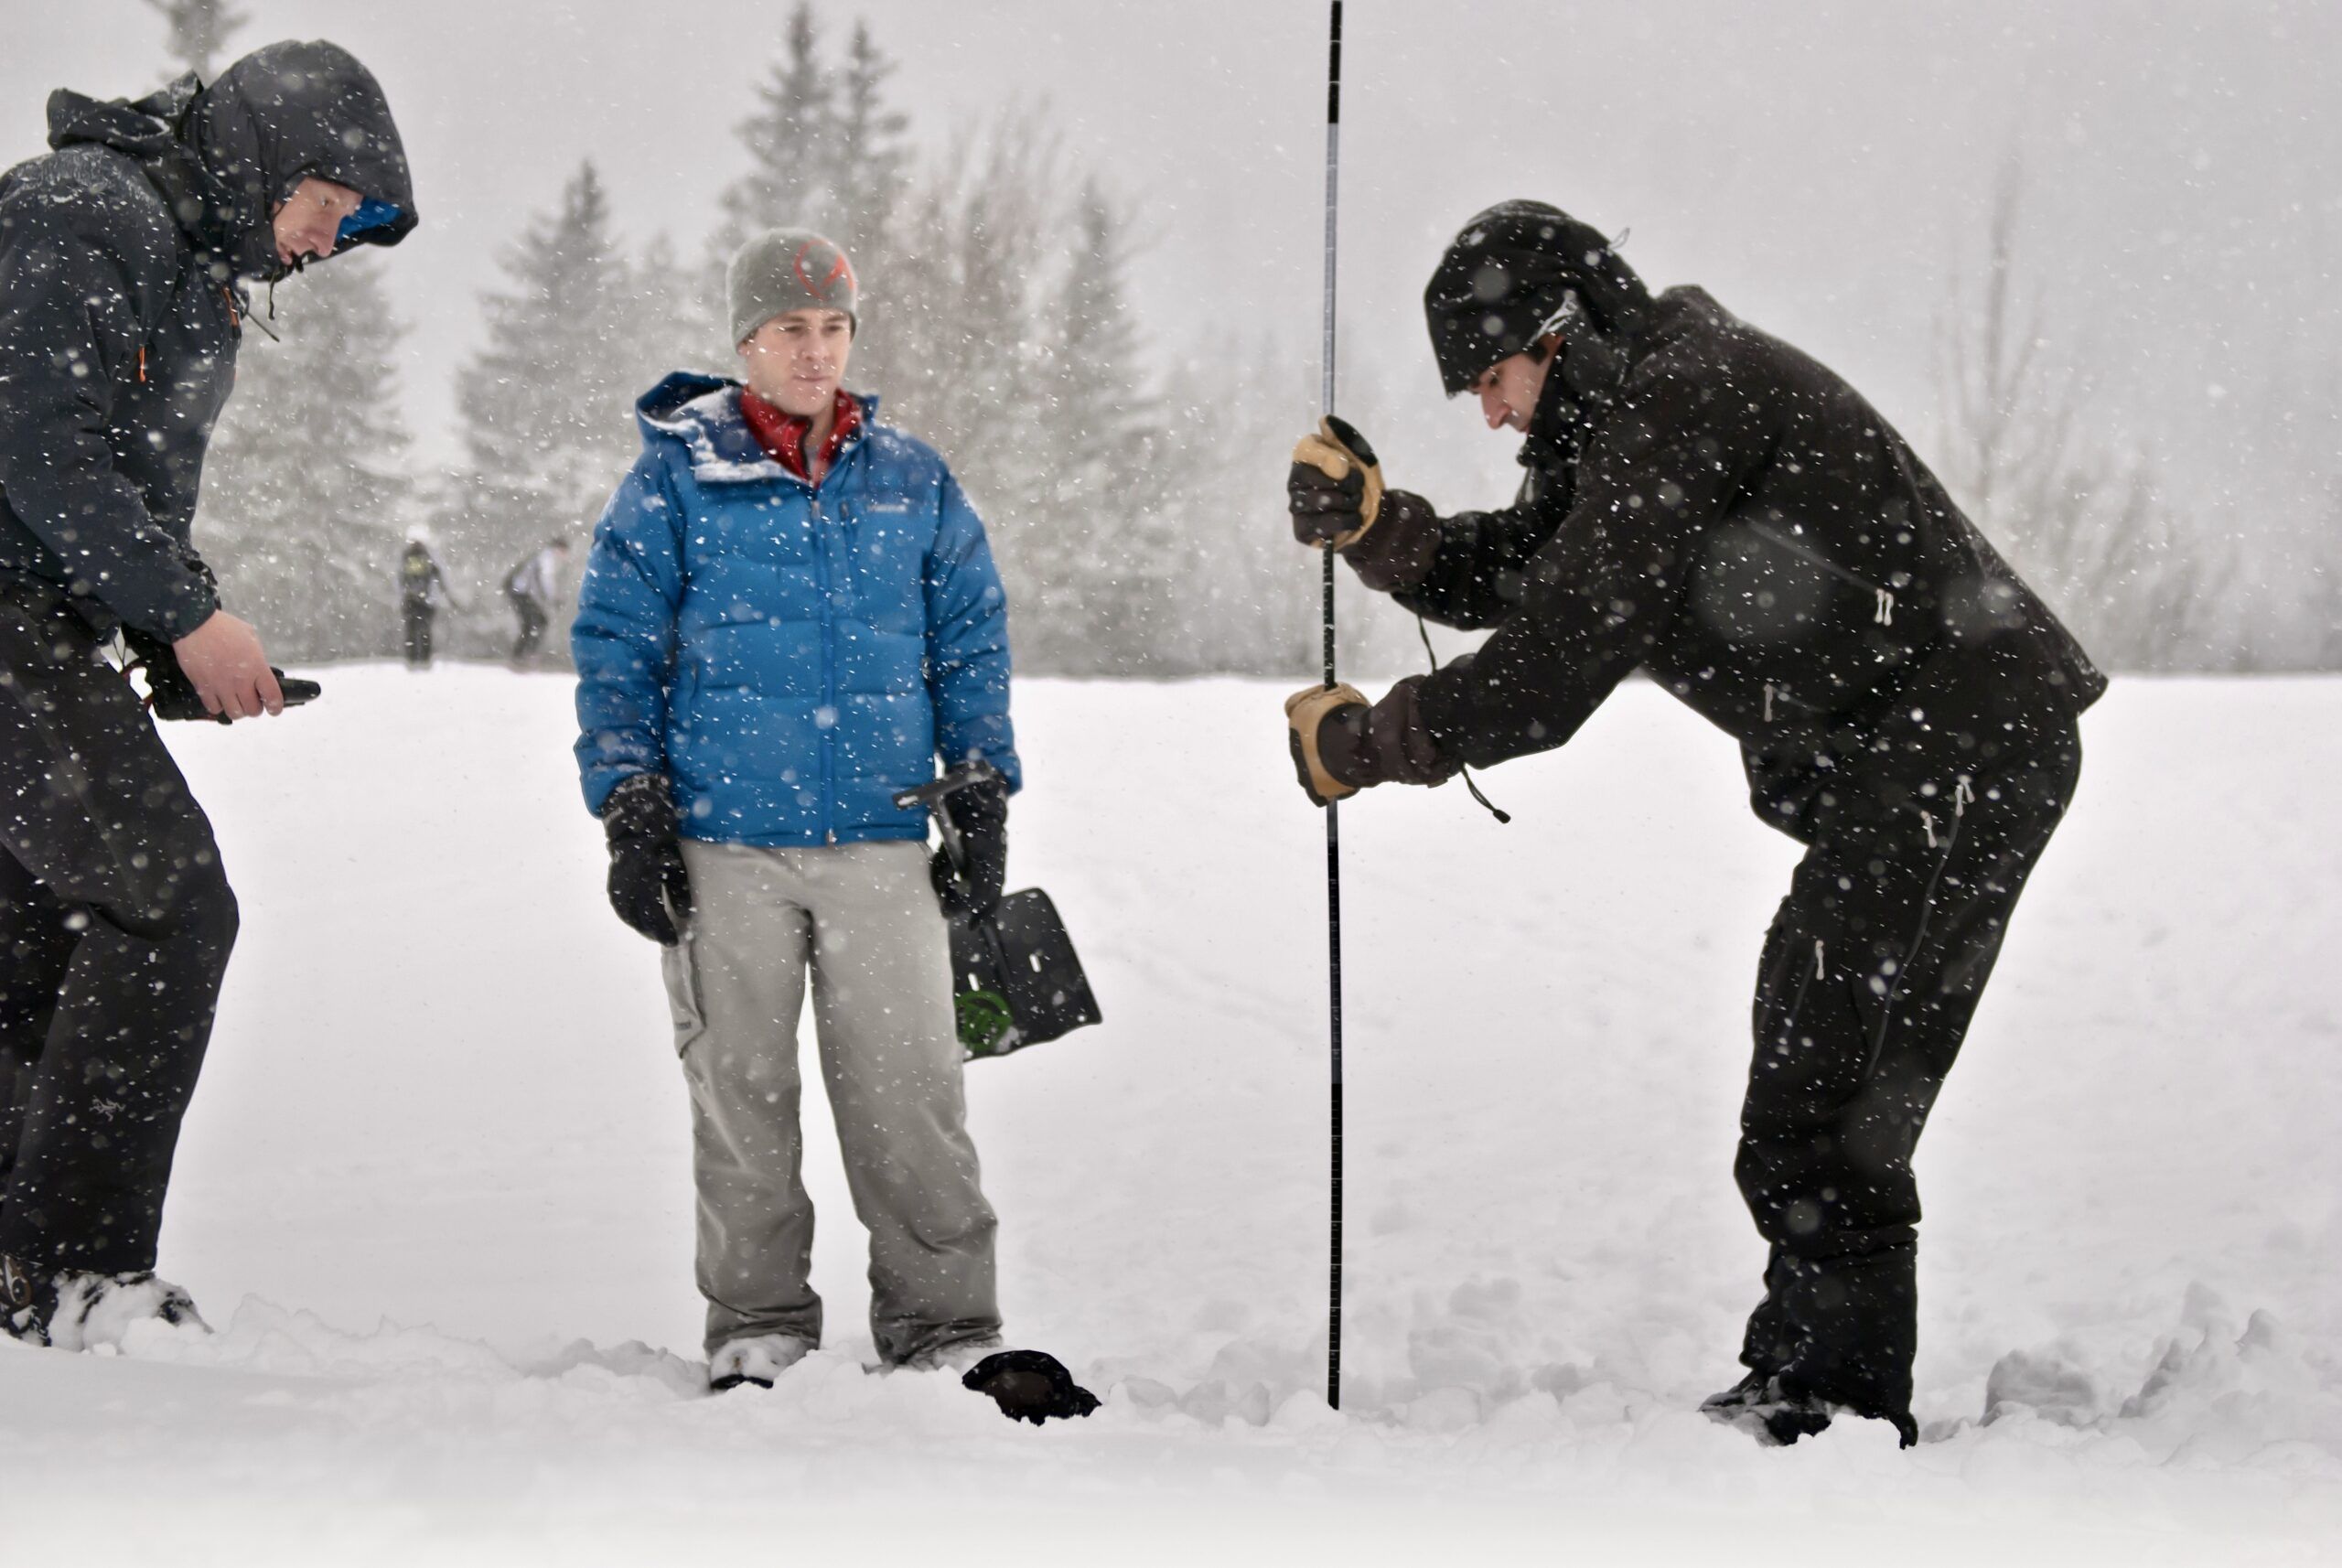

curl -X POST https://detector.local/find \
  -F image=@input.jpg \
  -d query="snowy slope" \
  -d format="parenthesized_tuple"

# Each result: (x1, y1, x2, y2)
(3, 666, 2337, 1566)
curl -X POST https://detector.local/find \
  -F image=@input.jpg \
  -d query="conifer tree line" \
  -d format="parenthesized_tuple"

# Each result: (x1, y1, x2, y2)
(194, 1, 1319, 674)
(177, 1, 2326, 672)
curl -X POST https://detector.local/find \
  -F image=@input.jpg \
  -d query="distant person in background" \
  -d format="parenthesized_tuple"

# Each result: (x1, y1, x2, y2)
(1282, 200, 2102, 1449)
(0, 41, 416, 1348)
(504, 536, 569, 666)
(397, 530, 457, 669)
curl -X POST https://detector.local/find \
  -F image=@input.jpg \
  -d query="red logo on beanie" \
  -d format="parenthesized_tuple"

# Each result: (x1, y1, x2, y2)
(794, 240, 855, 305)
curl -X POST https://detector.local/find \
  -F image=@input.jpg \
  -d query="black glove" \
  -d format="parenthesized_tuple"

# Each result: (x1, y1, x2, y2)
(930, 775, 1008, 921)
(602, 774, 693, 945)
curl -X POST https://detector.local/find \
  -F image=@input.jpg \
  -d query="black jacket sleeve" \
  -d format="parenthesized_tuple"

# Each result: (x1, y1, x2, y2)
(1413, 349, 1770, 769)
(1391, 494, 1571, 631)
(0, 197, 219, 640)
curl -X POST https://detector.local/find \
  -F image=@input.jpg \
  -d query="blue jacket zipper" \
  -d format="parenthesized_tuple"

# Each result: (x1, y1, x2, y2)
(808, 435, 864, 846)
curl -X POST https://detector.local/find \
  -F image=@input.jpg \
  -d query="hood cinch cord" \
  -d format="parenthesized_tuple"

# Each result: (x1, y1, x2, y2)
(226, 274, 279, 342)
(1414, 615, 1511, 825)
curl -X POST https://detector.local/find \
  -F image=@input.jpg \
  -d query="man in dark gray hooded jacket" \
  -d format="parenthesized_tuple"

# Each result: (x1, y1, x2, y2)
(0, 41, 416, 1348)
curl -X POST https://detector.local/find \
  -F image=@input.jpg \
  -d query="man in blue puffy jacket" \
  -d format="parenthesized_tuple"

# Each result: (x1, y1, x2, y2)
(572, 231, 1017, 1392)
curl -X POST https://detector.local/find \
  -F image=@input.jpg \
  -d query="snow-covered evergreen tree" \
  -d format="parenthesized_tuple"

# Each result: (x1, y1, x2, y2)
(445, 162, 662, 660)
(694, 1, 1277, 676)
(1017, 181, 1174, 671)
(199, 254, 414, 661)
(1150, 346, 1315, 678)
(703, 6, 914, 391)
(1931, 154, 2236, 671)
(145, 0, 245, 80)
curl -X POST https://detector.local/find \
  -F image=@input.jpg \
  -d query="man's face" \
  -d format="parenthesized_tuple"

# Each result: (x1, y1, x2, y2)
(737, 308, 855, 416)
(1469, 335, 1561, 434)
(271, 177, 363, 268)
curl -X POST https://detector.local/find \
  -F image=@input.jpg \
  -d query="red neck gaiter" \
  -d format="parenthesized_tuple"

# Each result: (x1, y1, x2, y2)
(740, 387, 863, 484)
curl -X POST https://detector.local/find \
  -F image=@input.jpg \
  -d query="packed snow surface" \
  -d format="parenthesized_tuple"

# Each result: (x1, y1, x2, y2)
(4, 667, 2337, 1565)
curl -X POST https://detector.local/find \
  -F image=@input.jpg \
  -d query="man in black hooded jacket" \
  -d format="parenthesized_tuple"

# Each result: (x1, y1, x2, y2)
(0, 41, 416, 1347)
(1284, 201, 2102, 1448)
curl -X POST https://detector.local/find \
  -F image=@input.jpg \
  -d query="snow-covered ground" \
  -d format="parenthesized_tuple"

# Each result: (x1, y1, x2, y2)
(5, 666, 2337, 1565)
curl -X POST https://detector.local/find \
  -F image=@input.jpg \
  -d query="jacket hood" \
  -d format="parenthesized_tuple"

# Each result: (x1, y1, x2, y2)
(49, 42, 416, 283)
(635, 372, 880, 484)
(190, 40, 418, 280)
(46, 76, 194, 166)
(46, 74, 226, 256)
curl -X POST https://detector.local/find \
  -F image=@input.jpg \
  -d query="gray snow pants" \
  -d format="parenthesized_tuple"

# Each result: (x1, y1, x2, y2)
(664, 838, 999, 1364)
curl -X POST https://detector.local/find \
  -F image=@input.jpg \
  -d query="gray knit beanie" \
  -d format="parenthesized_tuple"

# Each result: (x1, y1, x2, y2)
(727, 228, 860, 344)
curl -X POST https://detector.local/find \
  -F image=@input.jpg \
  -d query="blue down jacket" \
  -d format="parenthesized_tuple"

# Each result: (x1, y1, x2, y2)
(572, 373, 1018, 844)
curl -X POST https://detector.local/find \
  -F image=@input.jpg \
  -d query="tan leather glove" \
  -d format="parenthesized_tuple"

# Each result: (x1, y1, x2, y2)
(1288, 416, 1385, 550)
(1284, 682, 1369, 804)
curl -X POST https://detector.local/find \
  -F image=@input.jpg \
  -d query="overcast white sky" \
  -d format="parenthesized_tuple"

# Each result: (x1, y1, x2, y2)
(5, 0, 2336, 510)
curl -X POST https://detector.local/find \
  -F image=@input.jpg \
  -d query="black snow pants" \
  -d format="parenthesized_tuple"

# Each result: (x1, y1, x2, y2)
(1735, 703, 2080, 1438)
(401, 600, 435, 667)
(0, 577, 237, 1276)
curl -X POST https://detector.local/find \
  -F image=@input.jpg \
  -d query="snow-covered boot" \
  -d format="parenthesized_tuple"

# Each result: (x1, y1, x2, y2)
(1701, 1370, 1835, 1447)
(40, 1270, 209, 1352)
(962, 1348, 1101, 1425)
(708, 1334, 811, 1391)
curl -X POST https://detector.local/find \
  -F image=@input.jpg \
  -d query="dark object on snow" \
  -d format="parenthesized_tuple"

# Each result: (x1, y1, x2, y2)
(0, 41, 417, 645)
(962, 1349, 1100, 1425)
(601, 774, 693, 947)
(943, 890, 1101, 1060)
(1422, 199, 1651, 398)
(1, 581, 239, 1280)
(124, 629, 318, 722)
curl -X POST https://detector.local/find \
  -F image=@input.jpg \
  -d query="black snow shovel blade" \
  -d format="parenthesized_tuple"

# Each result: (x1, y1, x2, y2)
(946, 888, 1101, 1060)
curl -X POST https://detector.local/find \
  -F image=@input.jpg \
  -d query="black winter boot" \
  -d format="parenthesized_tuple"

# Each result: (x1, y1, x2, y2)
(1701, 1370, 1836, 1447)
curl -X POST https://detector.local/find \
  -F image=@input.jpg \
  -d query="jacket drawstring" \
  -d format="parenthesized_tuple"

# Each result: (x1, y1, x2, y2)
(1763, 682, 1774, 724)
(1415, 613, 1510, 825)
(136, 347, 146, 383)
(226, 282, 279, 341)
(1814, 939, 1826, 980)
(1875, 588, 1896, 625)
